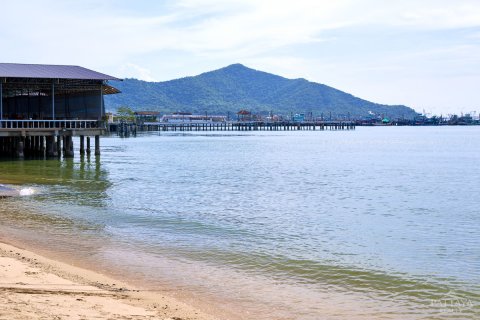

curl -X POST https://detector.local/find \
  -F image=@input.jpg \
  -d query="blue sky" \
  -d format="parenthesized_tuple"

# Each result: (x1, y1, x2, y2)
(1, 0, 479, 115)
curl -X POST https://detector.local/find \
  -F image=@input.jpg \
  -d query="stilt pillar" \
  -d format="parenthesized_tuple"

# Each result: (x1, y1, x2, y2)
(86, 136, 91, 154)
(52, 136, 58, 157)
(56, 136, 61, 157)
(79, 135, 85, 155)
(94, 135, 100, 156)
(39, 136, 45, 156)
(64, 136, 74, 158)
(46, 136, 58, 158)
(16, 137, 24, 159)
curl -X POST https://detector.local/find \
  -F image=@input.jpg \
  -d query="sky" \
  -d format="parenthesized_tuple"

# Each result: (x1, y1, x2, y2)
(1, 0, 480, 115)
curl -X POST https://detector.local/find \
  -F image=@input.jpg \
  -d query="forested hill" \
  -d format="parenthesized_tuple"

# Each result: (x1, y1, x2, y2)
(105, 64, 418, 119)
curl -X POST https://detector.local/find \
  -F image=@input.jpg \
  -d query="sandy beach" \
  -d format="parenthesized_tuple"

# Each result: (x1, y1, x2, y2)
(0, 241, 217, 320)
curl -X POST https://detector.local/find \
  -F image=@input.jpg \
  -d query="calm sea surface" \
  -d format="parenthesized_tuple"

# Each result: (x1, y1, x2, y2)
(0, 126, 479, 319)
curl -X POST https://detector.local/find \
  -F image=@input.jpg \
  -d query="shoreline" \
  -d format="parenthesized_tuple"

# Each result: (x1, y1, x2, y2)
(0, 240, 218, 320)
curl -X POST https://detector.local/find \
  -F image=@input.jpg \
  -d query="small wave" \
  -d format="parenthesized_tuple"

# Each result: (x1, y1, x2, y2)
(19, 188, 36, 196)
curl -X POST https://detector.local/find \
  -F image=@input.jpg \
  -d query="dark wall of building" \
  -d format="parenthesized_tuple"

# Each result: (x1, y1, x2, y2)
(1, 92, 104, 120)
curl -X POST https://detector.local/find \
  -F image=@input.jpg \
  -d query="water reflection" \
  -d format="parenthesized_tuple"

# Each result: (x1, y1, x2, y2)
(0, 155, 110, 207)
(0, 155, 112, 265)
(1, 130, 480, 320)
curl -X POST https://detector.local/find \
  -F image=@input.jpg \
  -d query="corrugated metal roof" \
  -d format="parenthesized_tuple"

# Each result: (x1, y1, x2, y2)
(0, 63, 120, 80)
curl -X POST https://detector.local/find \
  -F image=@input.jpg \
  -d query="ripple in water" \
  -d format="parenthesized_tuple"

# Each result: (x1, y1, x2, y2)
(1, 127, 479, 319)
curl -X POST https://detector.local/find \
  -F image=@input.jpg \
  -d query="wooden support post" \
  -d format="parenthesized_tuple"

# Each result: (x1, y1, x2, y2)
(53, 136, 58, 157)
(32, 136, 37, 154)
(56, 136, 61, 157)
(24, 137, 29, 156)
(86, 136, 91, 154)
(46, 136, 58, 158)
(79, 135, 85, 155)
(94, 135, 100, 156)
(69, 136, 74, 155)
(64, 136, 74, 158)
(16, 137, 24, 159)
(40, 136, 45, 156)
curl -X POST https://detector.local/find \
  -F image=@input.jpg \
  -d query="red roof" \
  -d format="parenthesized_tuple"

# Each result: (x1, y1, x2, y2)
(135, 111, 160, 116)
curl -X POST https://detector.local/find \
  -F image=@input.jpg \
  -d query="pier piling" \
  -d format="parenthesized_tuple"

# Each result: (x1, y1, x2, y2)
(15, 137, 24, 159)
(86, 137, 91, 154)
(94, 135, 100, 156)
(56, 136, 61, 157)
(64, 136, 74, 158)
(46, 136, 58, 158)
(1, 119, 105, 160)
(80, 136, 85, 155)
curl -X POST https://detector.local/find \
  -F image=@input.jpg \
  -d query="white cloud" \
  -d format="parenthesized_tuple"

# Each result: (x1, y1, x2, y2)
(1, 0, 479, 113)
(119, 63, 157, 81)
(3, 1, 479, 61)
(396, 1, 480, 29)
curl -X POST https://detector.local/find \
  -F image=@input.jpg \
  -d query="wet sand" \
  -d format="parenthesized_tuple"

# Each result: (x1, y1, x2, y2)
(0, 241, 218, 320)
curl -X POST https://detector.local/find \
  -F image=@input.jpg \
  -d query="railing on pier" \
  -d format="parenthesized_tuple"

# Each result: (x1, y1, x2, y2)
(0, 120, 104, 130)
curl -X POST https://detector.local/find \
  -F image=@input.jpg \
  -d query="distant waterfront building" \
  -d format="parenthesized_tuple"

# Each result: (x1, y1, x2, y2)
(293, 113, 305, 122)
(105, 112, 115, 123)
(160, 113, 226, 123)
(134, 111, 160, 123)
(237, 109, 252, 121)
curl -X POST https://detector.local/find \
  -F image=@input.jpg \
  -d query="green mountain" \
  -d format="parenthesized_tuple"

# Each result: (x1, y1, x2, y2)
(105, 64, 418, 119)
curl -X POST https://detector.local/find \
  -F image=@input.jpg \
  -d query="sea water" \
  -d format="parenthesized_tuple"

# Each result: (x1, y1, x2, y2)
(0, 126, 479, 319)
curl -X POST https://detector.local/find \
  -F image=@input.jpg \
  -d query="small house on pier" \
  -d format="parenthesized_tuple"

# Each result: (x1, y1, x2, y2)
(134, 111, 160, 123)
(0, 63, 120, 158)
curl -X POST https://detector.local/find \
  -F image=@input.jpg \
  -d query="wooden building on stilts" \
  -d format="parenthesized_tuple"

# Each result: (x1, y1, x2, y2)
(0, 63, 120, 159)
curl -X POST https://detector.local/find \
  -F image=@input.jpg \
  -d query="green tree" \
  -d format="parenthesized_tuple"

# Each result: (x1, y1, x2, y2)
(116, 106, 135, 122)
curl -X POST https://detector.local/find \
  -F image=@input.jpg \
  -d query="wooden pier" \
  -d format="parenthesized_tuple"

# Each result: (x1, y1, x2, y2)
(0, 120, 104, 159)
(111, 121, 355, 134)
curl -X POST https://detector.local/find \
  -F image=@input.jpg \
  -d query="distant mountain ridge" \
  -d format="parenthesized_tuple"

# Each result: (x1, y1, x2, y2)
(105, 64, 418, 119)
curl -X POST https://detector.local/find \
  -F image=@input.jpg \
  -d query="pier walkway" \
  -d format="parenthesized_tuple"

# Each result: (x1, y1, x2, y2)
(111, 121, 355, 135)
(0, 120, 104, 158)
